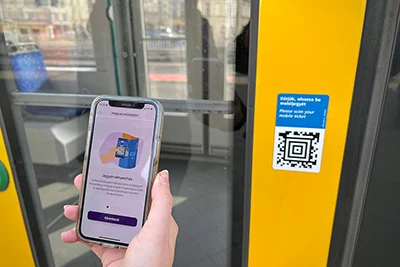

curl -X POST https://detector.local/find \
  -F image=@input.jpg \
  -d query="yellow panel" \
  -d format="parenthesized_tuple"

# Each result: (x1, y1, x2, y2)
(249, 1, 367, 266)
(0, 129, 35, 266)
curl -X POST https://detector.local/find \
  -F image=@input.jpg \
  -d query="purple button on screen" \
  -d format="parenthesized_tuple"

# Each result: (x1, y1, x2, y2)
(88, 211, 137, 227)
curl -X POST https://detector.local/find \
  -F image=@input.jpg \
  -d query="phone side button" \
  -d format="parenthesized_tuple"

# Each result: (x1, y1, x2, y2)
(102, 243, 116, 249)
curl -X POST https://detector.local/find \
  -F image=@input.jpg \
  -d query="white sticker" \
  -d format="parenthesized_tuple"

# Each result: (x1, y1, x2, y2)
(273, 94, 330, 173)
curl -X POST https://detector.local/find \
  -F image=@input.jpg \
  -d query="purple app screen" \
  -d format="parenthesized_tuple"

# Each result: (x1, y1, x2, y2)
(80, 100, 156, 244)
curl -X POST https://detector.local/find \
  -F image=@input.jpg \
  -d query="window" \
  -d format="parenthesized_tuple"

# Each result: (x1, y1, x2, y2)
(19, 28, 28, 35)
(226, 3, 231, 17)
(205, 2, 211, 16)
(215, 3, 221, 16)
(221, 25, 226, 40)
(5, 0, 96, 68)
(1, 1, 251, 266)
(242, 2, 251, 18)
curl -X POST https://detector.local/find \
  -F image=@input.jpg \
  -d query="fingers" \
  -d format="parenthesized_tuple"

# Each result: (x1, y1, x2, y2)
(64, 205, 79, 221)
(62, 176, 81, 244)
(170, 216, 179, 236)
(62, 176, 82, 243)
(61, 228, 79, 243)
(74, 174, 83, 191)
(61, 227, 96, 251)
(169, 216, 179, 248)
(62, 176, 81, 243)
(147, 170, 174, 226)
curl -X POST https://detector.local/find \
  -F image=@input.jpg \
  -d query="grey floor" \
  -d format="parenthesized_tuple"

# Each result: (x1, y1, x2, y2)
(36, 157, 231, 267)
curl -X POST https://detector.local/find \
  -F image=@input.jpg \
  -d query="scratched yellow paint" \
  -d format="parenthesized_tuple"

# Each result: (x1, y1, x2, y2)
(248, 0, 367, 266)
(0, 129, 35, 266)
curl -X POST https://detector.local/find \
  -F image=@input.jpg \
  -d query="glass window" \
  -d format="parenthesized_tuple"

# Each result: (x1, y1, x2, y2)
(215, 3, 220, 16)
(221, 25, 226, 39)
(205, 2, 211, 16)
(20, 28, 29, 35)
(0, 0, 252, 266)
(225, 3, 231, 17)
(2, 0, 95, 70)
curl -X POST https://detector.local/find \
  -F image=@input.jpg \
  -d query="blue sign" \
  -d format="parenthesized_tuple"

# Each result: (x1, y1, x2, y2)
(276, 94, 329, 129)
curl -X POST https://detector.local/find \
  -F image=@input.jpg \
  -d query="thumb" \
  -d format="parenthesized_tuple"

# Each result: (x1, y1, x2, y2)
(147, 170, 173, 225)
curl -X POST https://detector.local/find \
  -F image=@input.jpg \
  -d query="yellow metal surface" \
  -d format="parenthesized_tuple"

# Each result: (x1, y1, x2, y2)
(0, 129, 35, 266)
(248, 1, 367, 266)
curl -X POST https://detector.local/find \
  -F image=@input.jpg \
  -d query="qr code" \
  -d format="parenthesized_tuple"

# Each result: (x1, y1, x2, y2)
(273, 127, 325, 173)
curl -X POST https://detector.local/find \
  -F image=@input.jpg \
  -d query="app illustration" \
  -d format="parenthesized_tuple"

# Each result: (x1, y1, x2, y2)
(115, 138, 128, 158)
(99, 132, 142, 169)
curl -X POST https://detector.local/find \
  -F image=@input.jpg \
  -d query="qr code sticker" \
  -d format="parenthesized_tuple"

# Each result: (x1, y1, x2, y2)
(273, 127, 325, 173)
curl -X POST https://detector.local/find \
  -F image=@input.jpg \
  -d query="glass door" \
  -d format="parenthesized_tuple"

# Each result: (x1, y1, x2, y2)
(0, 0, 253, 266)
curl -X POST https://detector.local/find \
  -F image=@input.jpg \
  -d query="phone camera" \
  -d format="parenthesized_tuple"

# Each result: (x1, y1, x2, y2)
(106, 205, 109, 208)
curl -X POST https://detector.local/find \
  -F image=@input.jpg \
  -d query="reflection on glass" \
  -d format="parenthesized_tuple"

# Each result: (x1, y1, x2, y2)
(0, 0, 252, 266)
(142, 0, 250, 100)
(352, 16, 400, 267)
(1, 0, 95, 67)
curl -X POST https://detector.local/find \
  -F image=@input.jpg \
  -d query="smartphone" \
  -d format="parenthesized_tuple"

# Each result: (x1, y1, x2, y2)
(77, 95, 164, 249)
(115, 138, 128, 158)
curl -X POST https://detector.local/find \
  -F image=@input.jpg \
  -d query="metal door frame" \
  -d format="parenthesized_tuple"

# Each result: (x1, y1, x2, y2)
(233, 0, 259, 265)
(328, 0, 400, 266)
(0, 35, 55, 267)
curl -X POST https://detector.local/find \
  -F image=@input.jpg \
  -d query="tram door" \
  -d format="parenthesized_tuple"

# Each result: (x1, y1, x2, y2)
(0, 0, 250, 266)
(0, 127, 40, 266)
(248, 0, 400, 267)
(5, 0, 400, 267)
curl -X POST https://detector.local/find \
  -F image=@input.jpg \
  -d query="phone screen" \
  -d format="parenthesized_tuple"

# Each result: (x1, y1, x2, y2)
(115, 138, 128, 158)
(79, 100, 157, 246)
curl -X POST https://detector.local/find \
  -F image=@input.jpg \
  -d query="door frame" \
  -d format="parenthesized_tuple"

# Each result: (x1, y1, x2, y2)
(0, 34, 55, 267)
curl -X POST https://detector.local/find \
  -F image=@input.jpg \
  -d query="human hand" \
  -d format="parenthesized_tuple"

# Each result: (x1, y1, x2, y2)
(100, 147, 118, 164)
(61, 170, 178, 267)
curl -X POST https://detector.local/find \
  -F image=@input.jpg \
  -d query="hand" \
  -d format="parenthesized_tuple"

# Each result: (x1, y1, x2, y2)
(100, 147, 118, 164)
(61, 170, 178, 267)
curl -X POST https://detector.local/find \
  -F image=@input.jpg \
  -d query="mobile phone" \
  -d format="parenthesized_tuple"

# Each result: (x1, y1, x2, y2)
(115, 138, 128, 158)
(77, 95, 164, 249)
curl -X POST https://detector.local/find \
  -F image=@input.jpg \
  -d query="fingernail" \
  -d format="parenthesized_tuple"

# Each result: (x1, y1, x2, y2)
(61, 232, 66, 239)
(63, 205, 67, 210)
(159, 170, 169, 184)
